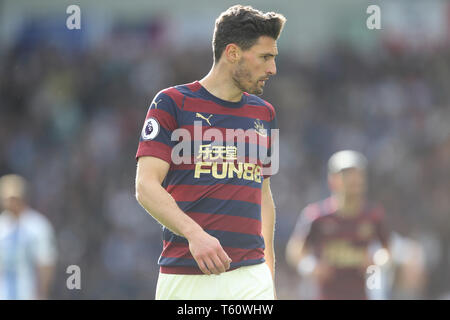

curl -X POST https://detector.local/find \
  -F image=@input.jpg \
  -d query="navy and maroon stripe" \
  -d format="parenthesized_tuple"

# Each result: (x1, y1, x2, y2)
(163, 228, 264, 249)
(175, 198, 261, 221)
(163, 87, 185, 110)
(136, 81, 277, 274)
(177, 125, 272, 148)
(167, 184, 261, 205)
(136, 140, 172, 163)
(159, 241, 265, 274)
(183, 96, 271, 119)
(161, 241, 264, 260)
(184, 212, 262, 235)
(145, 108, 177, 132)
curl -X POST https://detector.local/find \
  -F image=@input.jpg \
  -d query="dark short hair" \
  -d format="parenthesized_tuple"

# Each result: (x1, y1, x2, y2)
(212, 5, 286, 63)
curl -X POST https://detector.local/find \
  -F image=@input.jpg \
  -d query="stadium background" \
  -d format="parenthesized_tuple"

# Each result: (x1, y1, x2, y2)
(1, 0, 450, 299)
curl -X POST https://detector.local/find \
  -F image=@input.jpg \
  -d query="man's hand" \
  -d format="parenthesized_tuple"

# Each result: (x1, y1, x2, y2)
(313, 261, 335, 284)
(136, 156, 232, 275)
(187, 230, 232, 275)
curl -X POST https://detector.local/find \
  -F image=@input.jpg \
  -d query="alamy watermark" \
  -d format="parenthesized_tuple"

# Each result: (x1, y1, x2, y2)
(366, 264, 382, 290)
(66, 5, 81, 30)
(367, 5, 381, 30)
(66, 265, 81, 290)
(142, 118, 280, 181)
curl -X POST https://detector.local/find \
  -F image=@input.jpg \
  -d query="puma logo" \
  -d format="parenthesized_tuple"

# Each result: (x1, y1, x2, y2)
(196, 113, 213, 126)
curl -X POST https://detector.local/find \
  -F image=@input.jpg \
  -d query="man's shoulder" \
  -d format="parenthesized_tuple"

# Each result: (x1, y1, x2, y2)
(244, 93, 276, 119)
(302, 197, 336, 223)
(23, 209, 54, 234)
(159, 82, 199, 98)
(154, 82, 200, 108)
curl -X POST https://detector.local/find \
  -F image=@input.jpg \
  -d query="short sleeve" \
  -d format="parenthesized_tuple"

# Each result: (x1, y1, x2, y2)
(262, 103, 278, 179)
(136, 90, 180, 164)
(292, 204, 320, 248)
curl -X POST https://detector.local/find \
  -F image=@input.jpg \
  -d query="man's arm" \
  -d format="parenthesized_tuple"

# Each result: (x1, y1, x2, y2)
(286, 231, 321, 277)
(286, 215, 334, 283)
(135, 156, 231, 275)
(34, 219, 57, 300)
(286, 233, 307, 270)
(286, 207, 312, 270)
(36, 264, 54, 299)
(261, 178, 276, 297)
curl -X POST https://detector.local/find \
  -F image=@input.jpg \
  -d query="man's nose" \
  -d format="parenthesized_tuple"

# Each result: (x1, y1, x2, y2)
(267, 60, 277, 76)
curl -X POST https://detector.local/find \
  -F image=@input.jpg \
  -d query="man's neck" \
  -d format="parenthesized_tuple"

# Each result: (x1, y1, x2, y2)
(7, 205, 27, 220)
(199, 63, 244, 102)
(335, 194, 364, 218)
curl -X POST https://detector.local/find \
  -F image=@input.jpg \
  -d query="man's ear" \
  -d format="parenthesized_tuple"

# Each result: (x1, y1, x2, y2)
(224, 43, 241, 63)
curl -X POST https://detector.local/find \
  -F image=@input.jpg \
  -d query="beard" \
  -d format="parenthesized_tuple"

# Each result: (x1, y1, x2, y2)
(232, 59, 264, 95)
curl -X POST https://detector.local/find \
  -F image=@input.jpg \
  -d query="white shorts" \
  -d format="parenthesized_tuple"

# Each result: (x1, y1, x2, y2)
(155, 262, 274, 300)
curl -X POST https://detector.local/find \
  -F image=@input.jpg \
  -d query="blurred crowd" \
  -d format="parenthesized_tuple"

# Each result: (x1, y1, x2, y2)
(1, 21, 450, 299)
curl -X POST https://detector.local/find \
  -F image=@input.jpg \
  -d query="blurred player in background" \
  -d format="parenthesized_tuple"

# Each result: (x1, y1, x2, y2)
(135, 5, 285, 299)
(286, 150, 391, 299)
(0, 174, 57, 299)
